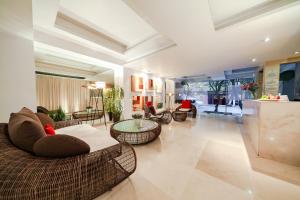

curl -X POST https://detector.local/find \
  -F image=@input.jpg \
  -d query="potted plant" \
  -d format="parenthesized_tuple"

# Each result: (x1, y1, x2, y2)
(112, 99, 123, 122)
(132, 113, 143, 127)
(132, 113, 143, 119)
(49, 106, 66, 122)
(104, 87, 124, 122)
(104, 89, 114, 121)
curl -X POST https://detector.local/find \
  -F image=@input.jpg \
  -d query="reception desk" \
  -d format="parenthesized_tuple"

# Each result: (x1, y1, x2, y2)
(243, 100, 300, 167)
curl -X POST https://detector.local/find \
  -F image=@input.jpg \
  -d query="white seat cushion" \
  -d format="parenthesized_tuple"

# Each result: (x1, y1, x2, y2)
(55, 124, 118, 152)
(179, 108, 191, 112)
(156, 108, 167, 115)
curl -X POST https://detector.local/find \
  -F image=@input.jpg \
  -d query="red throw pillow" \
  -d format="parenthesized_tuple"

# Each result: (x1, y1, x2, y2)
(146, 101, 152, 107)
(44, 124, 55, 136)
(181, 100, 191, 109)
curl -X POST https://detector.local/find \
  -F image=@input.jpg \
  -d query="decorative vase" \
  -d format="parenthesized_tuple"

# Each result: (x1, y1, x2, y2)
(134, 119, 142, 128)
(250, 90, 257, 99)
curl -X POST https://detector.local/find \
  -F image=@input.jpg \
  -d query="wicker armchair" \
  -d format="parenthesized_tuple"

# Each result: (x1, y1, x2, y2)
(144, 106, 172, 124)
(0, 122, 136, 200)
(176, 104, 197, 118)
(37, 106, 49, 114)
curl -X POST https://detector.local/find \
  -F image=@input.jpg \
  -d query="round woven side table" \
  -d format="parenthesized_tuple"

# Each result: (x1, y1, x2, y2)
(110, 119, 161, 145)
(172, 111, 188, 122)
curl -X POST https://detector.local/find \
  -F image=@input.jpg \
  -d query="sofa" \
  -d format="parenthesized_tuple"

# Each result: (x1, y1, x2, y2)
(0, 110, 136, 199)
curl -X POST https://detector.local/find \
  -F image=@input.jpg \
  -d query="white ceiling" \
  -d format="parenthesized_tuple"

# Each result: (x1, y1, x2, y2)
(32, 0, 174, 72)
(209, 0, 268, 26)
(59, 0, 157, 47)
(124, 0, 300, 77)
(32, 0, 300, 78)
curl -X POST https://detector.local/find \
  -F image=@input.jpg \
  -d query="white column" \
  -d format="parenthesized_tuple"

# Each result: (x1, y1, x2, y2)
(0, 0, 36, 122)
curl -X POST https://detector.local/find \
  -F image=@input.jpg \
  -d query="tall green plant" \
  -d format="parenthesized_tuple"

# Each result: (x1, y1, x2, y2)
(104, 87, 124, 121)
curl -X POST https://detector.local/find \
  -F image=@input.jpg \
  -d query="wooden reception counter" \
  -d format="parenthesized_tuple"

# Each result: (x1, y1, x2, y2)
(243, 100, 300, 167)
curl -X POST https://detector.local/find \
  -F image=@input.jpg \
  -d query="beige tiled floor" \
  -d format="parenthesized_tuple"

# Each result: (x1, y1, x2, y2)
(95, 114, 300, 200)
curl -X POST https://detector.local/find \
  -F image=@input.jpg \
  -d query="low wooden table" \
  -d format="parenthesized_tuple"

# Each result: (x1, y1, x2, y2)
(110, 119, 161, 145)
(172, 111, 188, 121)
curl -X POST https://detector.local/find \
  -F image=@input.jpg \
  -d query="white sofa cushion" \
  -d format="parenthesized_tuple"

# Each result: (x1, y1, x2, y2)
(156, 108, 167, 115)
(179, 108, 191, 112)
(55, 124, 118, 152)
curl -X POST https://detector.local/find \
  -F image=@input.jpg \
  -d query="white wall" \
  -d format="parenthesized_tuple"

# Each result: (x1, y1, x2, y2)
(0, 0, 36, 122)
(115, 67, 166, 119)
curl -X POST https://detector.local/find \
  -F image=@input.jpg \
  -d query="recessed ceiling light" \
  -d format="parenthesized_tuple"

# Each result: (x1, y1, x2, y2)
(252, 58, 256, 62)
(264, 37, 270, 43)
(295, 51, 299, 55)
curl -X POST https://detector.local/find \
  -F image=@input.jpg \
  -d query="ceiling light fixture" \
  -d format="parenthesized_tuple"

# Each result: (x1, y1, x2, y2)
(295, 51, 299, 55)
(252, 58, 256, 62)
(264, 37, 270, 43)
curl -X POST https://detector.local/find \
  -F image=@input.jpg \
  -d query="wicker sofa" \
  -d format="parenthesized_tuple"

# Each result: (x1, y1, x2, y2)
(0, 121, 136, 200)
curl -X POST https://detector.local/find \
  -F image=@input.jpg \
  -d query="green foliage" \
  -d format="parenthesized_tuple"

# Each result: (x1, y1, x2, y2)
(157, 102, 163, 109)
(104, 87, 124, 116)
(132, 113, 143, 119)
(49, 106, 66, 122)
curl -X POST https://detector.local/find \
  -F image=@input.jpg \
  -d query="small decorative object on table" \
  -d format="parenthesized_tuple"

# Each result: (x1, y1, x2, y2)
(132, 113, 143, 128)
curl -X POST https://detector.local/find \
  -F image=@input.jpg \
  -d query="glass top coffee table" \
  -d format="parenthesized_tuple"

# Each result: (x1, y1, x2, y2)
(110, 119, 161, 145)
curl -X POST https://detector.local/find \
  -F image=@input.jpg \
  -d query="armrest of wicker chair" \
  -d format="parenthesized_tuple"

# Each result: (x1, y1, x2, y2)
(54, 119, 82, 129)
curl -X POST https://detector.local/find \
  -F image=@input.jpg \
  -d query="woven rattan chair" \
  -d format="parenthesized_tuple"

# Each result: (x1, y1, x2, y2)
(144, 106, 172, 124)
(172, 111, 188, 122)
(0, 122, 136, 200)
(175, 104, 197, 118)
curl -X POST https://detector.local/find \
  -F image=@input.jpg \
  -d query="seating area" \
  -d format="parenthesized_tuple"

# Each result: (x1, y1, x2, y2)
(1, 1, 300, 200)
(0, 108, 136, 199)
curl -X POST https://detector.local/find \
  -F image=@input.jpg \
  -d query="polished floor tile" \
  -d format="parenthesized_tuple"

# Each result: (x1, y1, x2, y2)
(95, 114, 300, 200)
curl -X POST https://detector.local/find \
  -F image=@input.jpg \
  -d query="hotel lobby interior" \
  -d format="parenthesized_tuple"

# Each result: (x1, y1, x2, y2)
(1, 0, 300, 199)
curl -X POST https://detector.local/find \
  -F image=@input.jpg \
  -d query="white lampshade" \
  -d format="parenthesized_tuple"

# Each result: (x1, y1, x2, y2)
(96, 81, 105, 89)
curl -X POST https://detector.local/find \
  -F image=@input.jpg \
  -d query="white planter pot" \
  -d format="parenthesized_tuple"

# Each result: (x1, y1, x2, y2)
(134, 119, 142, 128)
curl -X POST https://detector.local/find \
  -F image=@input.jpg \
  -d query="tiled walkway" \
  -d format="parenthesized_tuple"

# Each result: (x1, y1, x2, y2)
(95, 114, 300, 200)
